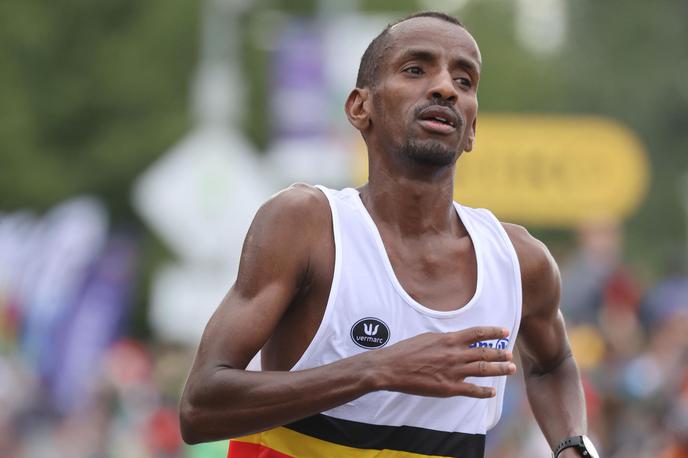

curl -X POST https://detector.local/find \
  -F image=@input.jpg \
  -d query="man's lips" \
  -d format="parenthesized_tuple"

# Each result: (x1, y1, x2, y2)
(418, 119, 456, 134)
(417, 105, 460, 135)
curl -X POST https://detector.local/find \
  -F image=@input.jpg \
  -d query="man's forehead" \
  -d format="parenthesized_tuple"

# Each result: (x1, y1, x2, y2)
(387, 17, 482, 65)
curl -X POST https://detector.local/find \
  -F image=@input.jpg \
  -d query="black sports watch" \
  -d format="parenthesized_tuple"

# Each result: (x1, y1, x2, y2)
(553, 435, 599, 457)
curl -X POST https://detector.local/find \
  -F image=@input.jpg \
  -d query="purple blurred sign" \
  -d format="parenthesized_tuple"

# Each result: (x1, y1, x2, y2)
(271, 19, 328, 139)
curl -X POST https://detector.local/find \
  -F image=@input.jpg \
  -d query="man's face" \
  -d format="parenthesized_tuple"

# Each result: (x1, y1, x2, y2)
(369, 17, 481, 167)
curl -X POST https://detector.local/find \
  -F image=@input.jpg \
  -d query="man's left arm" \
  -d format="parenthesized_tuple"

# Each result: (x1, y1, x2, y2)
(505, 224, 588, 458)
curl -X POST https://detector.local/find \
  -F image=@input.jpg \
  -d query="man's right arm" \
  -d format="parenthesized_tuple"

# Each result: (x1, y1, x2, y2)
(179, 184, 516, 444)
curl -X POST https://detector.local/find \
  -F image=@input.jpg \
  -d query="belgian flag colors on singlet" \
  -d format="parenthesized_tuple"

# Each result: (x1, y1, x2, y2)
(229, 414, 485, 458)
(228, 186, 522, 458)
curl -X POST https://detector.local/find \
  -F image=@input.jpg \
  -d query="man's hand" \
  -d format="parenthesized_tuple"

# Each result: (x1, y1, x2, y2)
(372, 326, 516, 398)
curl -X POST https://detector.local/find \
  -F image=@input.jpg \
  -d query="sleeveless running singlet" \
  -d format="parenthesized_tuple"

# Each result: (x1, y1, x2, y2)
(229, 186, 522, 458)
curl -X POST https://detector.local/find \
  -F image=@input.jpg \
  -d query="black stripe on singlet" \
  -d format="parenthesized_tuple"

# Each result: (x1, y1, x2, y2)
(284, 413, 486, 458)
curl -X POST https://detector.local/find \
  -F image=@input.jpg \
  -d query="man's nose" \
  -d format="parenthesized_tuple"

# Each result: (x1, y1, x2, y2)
(428, 70, 458, 103)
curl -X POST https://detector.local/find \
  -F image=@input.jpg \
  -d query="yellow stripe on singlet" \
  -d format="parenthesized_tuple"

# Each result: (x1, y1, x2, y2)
(234, 427, 455, 458)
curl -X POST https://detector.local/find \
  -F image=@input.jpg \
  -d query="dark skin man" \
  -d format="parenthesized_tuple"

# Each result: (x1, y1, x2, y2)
(180, 14, 589, 458)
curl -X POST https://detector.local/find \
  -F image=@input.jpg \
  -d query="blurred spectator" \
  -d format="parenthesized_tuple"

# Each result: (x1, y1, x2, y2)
(641, 250, 688, 328)
(561, 218, 643, 326)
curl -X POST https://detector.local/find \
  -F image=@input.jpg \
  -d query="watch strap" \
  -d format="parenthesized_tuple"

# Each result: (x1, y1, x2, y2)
(554, 435, 585, 457)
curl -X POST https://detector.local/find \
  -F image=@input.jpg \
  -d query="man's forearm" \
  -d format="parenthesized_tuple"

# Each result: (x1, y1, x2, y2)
(524, 354, 587, 454)
(180, 326, 516, 445)
(180, 353, 380, 444)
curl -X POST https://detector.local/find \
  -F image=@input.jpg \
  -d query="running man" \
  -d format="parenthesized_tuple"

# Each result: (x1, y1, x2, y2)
(180, 11, 598, 458)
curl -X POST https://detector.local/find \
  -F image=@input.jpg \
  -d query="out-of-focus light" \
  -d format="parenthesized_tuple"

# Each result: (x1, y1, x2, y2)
(623, 355, 664, 399)
(516, 0, 567, 56)
(568, 324, 605, 370)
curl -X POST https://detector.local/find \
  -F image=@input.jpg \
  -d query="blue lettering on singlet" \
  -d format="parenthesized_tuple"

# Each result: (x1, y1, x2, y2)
(469, 338, 509, 350)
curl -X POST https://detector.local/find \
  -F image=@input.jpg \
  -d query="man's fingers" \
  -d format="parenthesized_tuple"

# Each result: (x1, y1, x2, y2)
(461, 347, 512, 363)
(456, 326, 510, 345)
(462, 361, 517, 378)
(455, 382, 497, 399)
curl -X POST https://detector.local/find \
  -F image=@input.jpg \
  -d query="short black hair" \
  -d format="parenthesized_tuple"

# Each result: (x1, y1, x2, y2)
(355, 11, 465, 89)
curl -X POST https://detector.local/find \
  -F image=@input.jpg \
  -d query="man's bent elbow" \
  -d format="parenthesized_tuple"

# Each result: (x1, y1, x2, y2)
(179, 397, 247, 444)
(179, 400, 207, 445)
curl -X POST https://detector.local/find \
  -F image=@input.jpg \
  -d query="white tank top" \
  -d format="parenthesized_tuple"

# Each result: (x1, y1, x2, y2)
(228, 186, 522, 458)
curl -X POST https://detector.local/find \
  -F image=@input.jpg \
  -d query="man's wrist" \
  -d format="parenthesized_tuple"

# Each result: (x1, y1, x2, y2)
(553, 434, 599, 458)
(556, 449, 583, 458)
(356, 351, 387, 391)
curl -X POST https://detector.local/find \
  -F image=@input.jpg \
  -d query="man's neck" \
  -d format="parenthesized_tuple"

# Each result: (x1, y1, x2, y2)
(359, 165, 464, 239)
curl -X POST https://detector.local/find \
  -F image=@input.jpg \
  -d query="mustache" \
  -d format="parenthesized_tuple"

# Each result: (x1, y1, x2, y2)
(413, 99, 463, 127)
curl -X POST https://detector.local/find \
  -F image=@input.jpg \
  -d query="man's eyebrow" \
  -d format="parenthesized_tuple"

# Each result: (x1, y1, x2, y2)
(397, 48, 481, 75)
(397, 48, 436, 63)
(452, 57, 481, 76)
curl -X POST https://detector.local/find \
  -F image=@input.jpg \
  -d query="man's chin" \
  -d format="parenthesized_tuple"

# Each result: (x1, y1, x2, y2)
(399, 139, 459, 167)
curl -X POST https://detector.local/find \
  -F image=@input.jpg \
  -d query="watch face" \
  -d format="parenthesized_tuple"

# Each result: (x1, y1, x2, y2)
(581, 436, 599, 458)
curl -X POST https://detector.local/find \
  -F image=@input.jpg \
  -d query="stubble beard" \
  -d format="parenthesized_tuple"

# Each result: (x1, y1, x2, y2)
(398, 137, 459, 168)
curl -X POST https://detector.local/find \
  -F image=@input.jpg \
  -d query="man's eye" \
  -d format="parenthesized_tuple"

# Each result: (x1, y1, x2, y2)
(403, 66, 424, 75)
(456, 77, 473, 88)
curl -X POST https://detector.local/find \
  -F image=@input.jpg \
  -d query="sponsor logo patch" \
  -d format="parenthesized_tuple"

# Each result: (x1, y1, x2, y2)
(469, 338, 510, 350)
(350, 317, 390, 349)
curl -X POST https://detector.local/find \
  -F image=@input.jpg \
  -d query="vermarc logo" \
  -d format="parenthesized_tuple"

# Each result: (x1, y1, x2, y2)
(351, 318, 390, 349)
(363, 323, 379, 336)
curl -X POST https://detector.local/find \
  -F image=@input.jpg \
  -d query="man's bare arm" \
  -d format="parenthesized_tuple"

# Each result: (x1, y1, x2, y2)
(179, 184, 377, 443)
(179, 184, 516, 444)
(506, 224, 587, 457)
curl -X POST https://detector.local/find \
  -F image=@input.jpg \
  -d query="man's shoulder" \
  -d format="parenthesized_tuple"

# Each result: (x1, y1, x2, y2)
(238, 183, 332, 281)
(499, 222, 560, 310)
(268, 182, 328, 208)
(500, 223, 550, 266)
(258, 182, 331, 226)
(454, 205, 554, 276)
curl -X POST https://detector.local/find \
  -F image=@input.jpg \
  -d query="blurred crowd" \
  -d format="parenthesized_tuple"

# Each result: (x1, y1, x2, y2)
(1, 199, 687, 458)
(0, 198, 226, 458)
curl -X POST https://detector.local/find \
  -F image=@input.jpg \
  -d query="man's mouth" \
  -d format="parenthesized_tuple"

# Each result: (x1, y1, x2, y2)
(417, 106, 460, 134)
(422, 115, 455, 127)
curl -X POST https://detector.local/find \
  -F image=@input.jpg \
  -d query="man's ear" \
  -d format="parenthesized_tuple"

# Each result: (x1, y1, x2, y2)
(345, 88, 371, 132)
(464, 117, 477, 152)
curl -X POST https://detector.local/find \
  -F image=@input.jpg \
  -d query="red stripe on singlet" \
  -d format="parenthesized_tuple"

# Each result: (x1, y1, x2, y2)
(228, 440, 294, 458)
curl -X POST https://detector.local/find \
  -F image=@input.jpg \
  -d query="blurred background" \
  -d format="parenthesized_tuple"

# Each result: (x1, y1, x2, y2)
(1, 0, 687, 457)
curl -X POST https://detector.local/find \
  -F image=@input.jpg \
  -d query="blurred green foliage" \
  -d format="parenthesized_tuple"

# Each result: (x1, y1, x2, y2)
(1, 0, 686, 275)
(0, 0, 199, 220)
